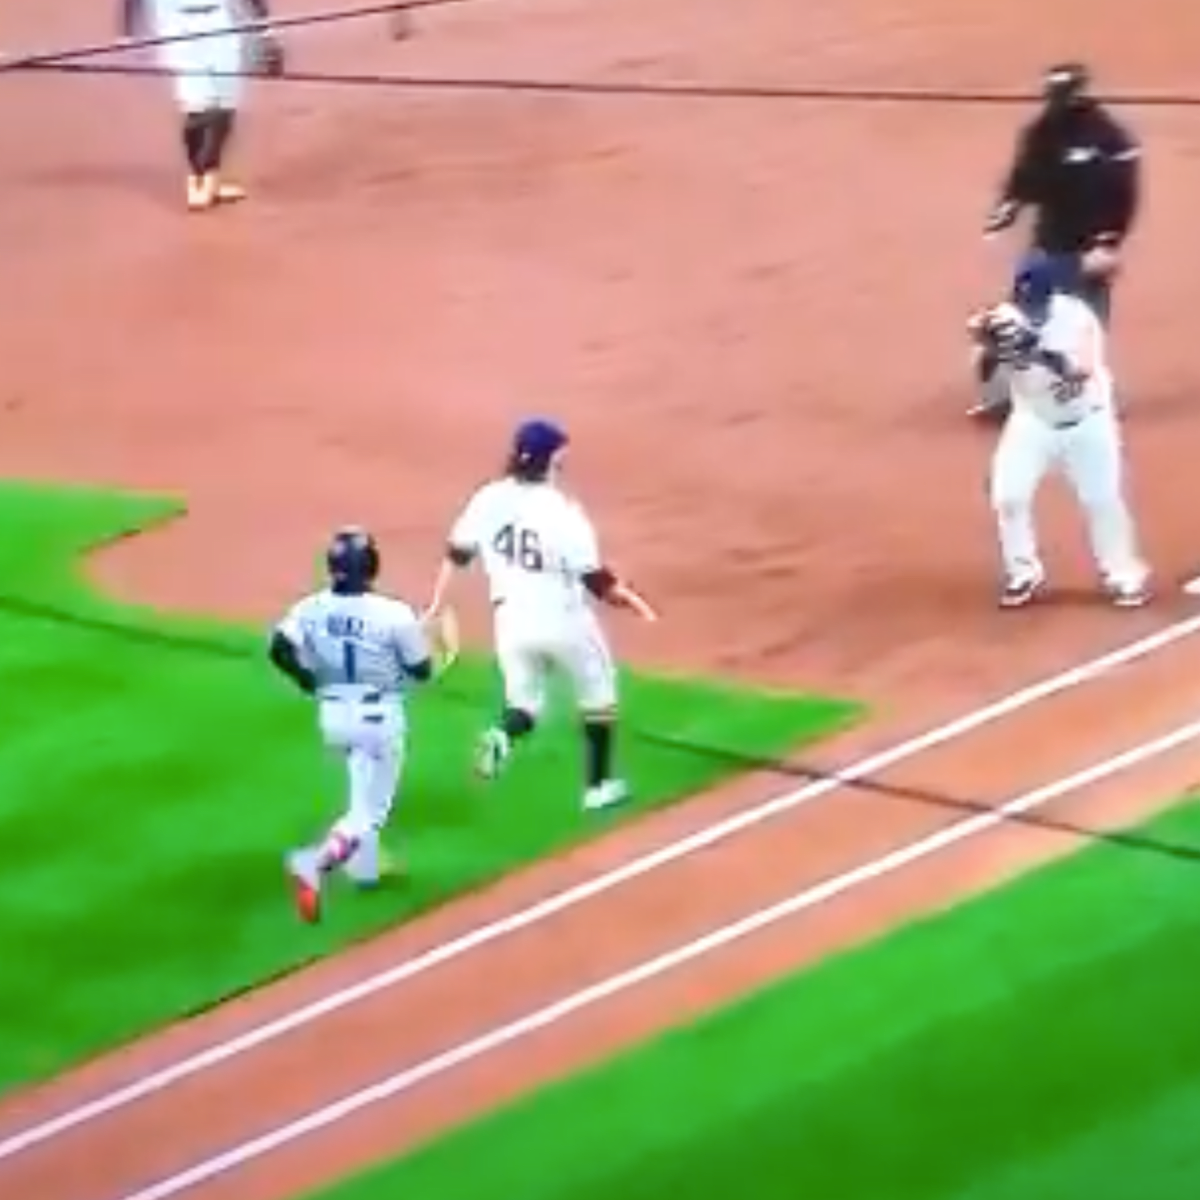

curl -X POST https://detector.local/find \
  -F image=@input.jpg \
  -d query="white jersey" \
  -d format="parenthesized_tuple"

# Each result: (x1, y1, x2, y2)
(275, 589, 430, 700)
(448, 478, 603, 619)
(144, 0, 241, 37)
(1007, 293, 1114, 426)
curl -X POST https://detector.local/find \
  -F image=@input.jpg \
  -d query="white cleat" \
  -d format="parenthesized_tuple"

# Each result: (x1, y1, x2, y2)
(474, 728, 511, 780)
(1107, 579, 1152, 609)
(583, 779, 631, 811)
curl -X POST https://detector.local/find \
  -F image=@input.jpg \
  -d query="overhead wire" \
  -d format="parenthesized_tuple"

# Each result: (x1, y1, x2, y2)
(2, 0, 1197, 109)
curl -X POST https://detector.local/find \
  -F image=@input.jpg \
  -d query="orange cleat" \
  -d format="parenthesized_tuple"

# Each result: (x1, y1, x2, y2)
(285, 850, 322, 923)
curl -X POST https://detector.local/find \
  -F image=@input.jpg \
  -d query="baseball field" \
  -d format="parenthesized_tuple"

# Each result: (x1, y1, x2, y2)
(2, 0, 1200, 1198)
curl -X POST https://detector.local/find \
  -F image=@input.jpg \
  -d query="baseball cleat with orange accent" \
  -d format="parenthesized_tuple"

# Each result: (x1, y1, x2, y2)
(285, 849, 322, 923)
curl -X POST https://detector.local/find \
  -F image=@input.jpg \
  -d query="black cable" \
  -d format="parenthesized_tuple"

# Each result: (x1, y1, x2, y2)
(0, 0, 463, 74)
(638, 730, 1200, 865)
(14, 57, 1200, 109)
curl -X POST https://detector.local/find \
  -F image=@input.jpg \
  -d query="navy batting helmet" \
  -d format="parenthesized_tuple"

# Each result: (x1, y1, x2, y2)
(1011, 250, 1063, 326)
(508, 417, 568, 482)
(326, 526, 380, 594)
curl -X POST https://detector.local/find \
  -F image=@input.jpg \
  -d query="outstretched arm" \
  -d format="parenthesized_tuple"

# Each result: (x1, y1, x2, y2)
(985, 123, 1041, 233)
(426, 544, 474, 617)
(583, 567, 658, 621)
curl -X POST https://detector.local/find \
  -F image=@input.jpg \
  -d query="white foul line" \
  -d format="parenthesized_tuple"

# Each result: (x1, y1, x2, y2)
(3, 612, 1200, 1161)
(116, 716, 1200, 1200)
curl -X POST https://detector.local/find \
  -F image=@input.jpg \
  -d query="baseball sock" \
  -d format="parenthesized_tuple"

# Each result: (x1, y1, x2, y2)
(583, 717, 614, 788)
(209, 108, 236, 172)
(193, 109, 233, 174)
(182, 112, 208, 174)
(315, 831, 359, 873)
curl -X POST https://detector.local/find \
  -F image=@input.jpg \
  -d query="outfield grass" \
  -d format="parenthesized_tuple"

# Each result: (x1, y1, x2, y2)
(311, 801, 1200, 1200)
(0, 481, 857, 1093)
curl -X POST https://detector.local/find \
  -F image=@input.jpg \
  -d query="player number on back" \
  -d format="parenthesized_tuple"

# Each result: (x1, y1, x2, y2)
(493, 523, 545, 571)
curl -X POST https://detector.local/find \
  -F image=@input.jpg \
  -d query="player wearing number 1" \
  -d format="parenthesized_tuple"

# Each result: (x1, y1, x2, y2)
(426, 418, 658, 811)
(271, 527, 445, 923)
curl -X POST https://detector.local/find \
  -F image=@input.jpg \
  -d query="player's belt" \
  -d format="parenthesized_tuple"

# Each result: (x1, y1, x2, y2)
(179, 3, 220, 13)
(319, 688, 388, 703)
(1052, 405, 1102, 430)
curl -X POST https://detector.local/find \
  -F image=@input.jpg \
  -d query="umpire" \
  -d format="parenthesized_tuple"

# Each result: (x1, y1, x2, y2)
(970, 62, 1142, 419)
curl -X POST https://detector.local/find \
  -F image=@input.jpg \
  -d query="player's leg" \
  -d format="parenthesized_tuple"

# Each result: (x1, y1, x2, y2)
(167, 40, 221, 210)
(477, 617, 545, 780)
(286, 704, 405, 921)
(1060, 413, 1150, 605)
(337, 735, 405, 887)
(989, 409, 1054, 605)
(205, 32, 248, 204)
(562, 617, 627, 811)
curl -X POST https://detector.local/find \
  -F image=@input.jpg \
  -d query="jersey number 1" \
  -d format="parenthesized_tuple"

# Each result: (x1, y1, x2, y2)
(493, 524, 545, 571)
(342, 641, 358, 683)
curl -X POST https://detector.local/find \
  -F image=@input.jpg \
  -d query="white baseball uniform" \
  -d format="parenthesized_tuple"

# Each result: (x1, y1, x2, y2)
(144, 0, 248, 112)
(274, 588, 431, 882)
(988, 293, 1147, 589)
(448, 478, 618, 717)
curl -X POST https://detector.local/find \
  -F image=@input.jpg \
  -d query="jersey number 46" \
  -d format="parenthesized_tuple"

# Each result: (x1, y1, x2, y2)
(493, 523, 545, 571)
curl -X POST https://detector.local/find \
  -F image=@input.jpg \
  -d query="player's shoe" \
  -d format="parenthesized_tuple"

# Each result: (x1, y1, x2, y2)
(213, 176, 247, 205)
(583, 779, 631, 811)
(186, 173, 215, 211)
(1106, 578, 1151, 609)
(285, 849, 323, 923)
(474, 728, 511, 780)
(349, 847, 407, 888)
(999, 573, 1045, 609)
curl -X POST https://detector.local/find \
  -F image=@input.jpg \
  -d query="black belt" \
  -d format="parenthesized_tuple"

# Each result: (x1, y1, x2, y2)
(1052, 407, 1100, 430)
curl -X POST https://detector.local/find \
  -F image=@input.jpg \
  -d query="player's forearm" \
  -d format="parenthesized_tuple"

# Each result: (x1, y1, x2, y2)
(1034, 346, 1089, 383)
(268, 632, 317, 694)
(428, 555, 464, 613)
(583, 568, 658, 621)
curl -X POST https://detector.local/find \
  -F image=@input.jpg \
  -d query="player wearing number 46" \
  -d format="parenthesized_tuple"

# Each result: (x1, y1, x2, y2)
(425, 418, 658, 812)
(972, 251, 1150, 610)
(271, 527, 456, 924)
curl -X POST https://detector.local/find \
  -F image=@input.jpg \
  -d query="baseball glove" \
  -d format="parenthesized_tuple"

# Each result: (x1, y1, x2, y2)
(251, 32, 286, 78)
(968, 303, 1039, 365)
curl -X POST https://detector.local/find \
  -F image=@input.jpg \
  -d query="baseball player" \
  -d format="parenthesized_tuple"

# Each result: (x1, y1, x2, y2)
(971, 252, 1150, 609)
(273, 527, 454, 924)
(119, 0, 284, 211)
(424, 418, 658, 812)
(971, 61, 1142, 419)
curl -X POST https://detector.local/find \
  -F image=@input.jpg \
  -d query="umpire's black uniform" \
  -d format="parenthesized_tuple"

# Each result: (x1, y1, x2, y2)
(972, 63, 1141, 416)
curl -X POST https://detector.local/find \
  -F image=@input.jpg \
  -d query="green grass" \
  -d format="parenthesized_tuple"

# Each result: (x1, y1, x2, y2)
(0, 480, 858, 1093)
(308, 801, 1200, 1200)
